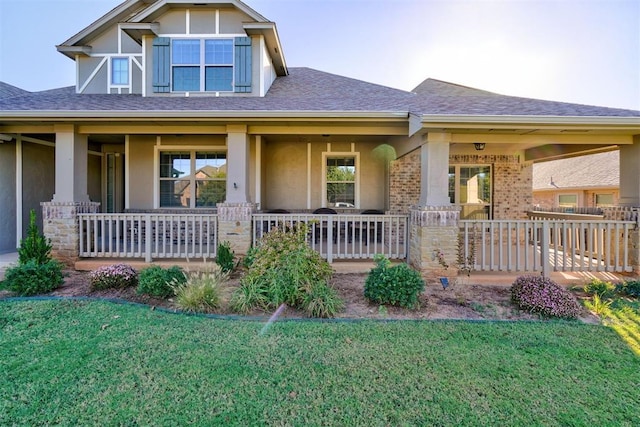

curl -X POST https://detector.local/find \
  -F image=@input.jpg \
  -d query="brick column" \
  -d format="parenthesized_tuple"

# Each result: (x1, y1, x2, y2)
(216, 202, 256, 255)
(41, 201, 100, 266)
(409, 205, 461, 280)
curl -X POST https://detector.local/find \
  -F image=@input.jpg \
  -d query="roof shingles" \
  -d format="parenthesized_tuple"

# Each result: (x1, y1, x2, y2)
(0, 70, 639, 118)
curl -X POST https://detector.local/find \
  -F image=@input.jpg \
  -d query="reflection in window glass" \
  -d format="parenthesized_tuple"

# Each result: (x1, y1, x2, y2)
(449, 165, 492, 219)
(159, 151, 227, 208)
(195, 152, 226, 207)
(326, 157, 356, 207)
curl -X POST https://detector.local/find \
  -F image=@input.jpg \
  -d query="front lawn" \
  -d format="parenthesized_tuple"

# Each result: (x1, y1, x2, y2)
(1, 300, 639, 425)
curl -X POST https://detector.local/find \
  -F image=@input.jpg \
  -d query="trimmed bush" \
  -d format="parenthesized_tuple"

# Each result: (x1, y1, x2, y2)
(18, 209, 52, 265)
(583, 279, 615, 299)
(215, 241, 235, 273)
(89, 264, 138, 291)
(1, 259, 63, 296)
(138, 265, 186, 298)
(364, 256, 425, 309)
(511, 275, 581, 319)
(172, 264, 227, 313)
(231, 223, 342, 317)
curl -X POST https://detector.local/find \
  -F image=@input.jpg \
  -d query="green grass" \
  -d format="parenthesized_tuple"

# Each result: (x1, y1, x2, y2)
(1, 300, 640, 426)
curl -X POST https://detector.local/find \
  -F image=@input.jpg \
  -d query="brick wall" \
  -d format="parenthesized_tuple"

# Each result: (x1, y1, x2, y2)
(390, 151, 533, 219)
(389, 149, 420, 214)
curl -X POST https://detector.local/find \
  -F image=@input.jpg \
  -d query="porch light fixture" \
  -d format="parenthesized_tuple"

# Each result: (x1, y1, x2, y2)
(473, 142, 486, 151)
(233, 182, 238, 189)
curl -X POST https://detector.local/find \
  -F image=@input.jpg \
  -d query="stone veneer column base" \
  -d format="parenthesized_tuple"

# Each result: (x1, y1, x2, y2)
(41, 201, 100, 266)
(409, 205, 461, 280)
(216, 202, 256, 256)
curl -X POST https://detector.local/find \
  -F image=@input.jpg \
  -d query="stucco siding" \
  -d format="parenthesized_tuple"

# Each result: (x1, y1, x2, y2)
(128, 136, 156, 209)
(264, 141, 307, 210)
(219, 8, 250, 33)
(158, 9, 187, 34)
(0, 141, 16, 252)
(190, 9, 217, 34)
(22, 142, 54, 237)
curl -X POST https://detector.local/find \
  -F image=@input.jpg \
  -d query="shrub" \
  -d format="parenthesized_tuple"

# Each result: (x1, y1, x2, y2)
(1, 259, 63, 296)
(172, 263, 227, 313)
(364, 256, 425, 309)
(583, 279, 615, 299)
(511, 275, 581, 319)
(18, 209, 52, 265)
(89, 264, 138, 291)
(231, 223, 342, 318)
(216, 241, 235, 273)
(301, 282, 345, 318)
(137, 265, 186, 298)
(615, 280, 640, 298)
(242, 245, 258, 269)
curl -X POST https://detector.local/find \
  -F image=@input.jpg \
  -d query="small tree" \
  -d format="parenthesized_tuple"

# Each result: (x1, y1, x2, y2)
(18, 210, 52, 265)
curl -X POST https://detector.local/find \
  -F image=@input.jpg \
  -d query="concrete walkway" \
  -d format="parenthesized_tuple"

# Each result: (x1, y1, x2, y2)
(0, 252, 18, 281)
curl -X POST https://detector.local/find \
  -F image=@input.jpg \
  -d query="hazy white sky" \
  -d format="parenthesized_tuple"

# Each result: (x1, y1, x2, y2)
(0, 0, 638, 110)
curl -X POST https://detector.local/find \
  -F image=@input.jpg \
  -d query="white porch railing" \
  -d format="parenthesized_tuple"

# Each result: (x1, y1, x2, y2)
(252, 213, 408, 262)
(460, 219, 636, 275)
(79, 214, 218, 262)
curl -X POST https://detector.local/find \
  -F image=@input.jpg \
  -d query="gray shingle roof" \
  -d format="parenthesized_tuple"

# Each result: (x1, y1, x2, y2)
(0, 82, 29, 99)
(0, 70, 638, 118)
(411, 78, 640, 117)
(532, 151, 619, 190)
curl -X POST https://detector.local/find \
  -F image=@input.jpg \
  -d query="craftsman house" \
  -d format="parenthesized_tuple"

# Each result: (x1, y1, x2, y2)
(1, 0, 640, 276)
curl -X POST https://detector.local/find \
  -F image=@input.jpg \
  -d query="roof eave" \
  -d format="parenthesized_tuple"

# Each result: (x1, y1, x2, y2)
(419, 114, 640, 127)
(55, 45, 93, 59)
(0, 110, 409, 120)
(243, 22, 288, 76)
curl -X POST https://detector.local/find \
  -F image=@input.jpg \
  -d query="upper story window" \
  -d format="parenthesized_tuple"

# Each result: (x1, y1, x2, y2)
(171, 39, 233, 92)
(111, 57, 129, 85)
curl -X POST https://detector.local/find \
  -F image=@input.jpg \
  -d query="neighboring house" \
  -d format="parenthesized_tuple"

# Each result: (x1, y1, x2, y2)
(533, 151, 619, 211)
(0, 0, 639, 275)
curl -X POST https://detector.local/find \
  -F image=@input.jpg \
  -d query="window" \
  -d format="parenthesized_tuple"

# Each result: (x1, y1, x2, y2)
(325, 156, 357, 208)
(449, 165, 492, 219)
(111, 57, 129, 85)
(558, 194, 577, 209)
(159, 151, 226, 208)
(595, 193, 614, 207)
(171, 39, 233, 92)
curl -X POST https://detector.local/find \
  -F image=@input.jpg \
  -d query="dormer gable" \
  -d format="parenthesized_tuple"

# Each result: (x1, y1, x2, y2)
(56, 0, 287, 96)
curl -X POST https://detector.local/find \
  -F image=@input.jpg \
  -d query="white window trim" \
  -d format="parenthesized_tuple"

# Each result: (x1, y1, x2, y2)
(170, 37, 235, 93)
(154, 145, 227, 209)
(321, 152, 360, 209)
(110, 57, 130, 86)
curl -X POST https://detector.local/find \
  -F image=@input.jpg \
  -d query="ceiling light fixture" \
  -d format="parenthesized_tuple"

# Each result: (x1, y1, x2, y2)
(473, 142, 486, 151)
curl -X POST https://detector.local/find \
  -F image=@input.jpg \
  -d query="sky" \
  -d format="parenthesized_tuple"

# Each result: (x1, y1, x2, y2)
(0, 0, 639, 110)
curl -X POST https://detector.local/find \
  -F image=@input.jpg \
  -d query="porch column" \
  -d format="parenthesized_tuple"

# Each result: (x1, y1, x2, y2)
(226, 125, 250, 203)
(217, 125, 255, 256)
(418, 132, 452, 206)
(619, 136, 640, 207)
(42, 125, 99, 266)
(410, 132, 460, 279)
